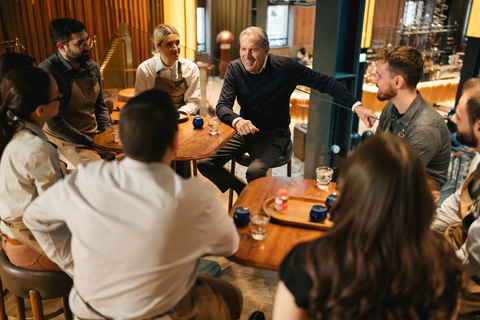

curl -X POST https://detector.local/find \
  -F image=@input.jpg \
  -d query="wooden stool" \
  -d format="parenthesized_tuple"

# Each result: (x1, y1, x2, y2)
(228, 139, 293, 210)
(0, 249, 73, 320)
(118, 88, 135, 102)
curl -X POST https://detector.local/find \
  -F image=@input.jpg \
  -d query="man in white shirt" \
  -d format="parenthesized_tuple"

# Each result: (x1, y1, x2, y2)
(24, 89, 242, 320)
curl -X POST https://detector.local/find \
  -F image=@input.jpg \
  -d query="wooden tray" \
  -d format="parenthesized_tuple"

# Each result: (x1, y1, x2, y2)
(263, 196, 335, 231)
(178, 111, 188, 123)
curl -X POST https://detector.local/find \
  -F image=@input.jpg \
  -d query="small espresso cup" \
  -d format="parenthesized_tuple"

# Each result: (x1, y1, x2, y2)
(310, 205, 327, 223)
(193, 116, 204, 129)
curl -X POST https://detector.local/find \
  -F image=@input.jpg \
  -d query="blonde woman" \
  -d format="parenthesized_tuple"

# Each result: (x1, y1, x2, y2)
(135, 24, 200, 115)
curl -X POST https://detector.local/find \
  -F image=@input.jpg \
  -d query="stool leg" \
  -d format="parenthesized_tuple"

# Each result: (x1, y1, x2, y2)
(29, 290, 44, 320)
(0, 279, 7, 320)
(62, 297, 73, 320)
(14, 295, 26, 320)
(287, 160, 292, 177)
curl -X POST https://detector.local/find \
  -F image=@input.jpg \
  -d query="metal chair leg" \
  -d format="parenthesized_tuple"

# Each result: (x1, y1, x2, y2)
(287, 159, 292, 177)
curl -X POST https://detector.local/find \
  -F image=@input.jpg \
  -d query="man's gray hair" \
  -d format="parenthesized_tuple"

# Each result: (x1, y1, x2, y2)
(239, 27, 269, 50)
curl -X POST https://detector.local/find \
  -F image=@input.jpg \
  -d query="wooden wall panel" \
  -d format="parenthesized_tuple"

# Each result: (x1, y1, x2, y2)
(293, 6, 316, 46)
(0, 0, 164, 70)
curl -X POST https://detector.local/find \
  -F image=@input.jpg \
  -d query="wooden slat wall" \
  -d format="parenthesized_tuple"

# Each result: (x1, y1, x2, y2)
(0, 0, 163, 69)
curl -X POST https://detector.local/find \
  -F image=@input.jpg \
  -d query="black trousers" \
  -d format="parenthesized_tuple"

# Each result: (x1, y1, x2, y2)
(197, 127, 290, 194)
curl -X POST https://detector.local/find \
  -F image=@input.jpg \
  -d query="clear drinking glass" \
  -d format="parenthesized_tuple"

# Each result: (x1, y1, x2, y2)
(250, 212, 270, 240)
(316, 166, 333, 190)
(208, 118, 220, 135)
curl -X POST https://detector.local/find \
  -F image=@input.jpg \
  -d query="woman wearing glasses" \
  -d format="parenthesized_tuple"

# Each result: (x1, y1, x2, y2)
(273, 134, 468, 320)
(135, 24, 201, 178)
(0, 67, 63, 271)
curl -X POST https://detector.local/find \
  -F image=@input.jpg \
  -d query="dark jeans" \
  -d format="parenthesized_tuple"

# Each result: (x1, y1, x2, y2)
(197, 127, 290, 194)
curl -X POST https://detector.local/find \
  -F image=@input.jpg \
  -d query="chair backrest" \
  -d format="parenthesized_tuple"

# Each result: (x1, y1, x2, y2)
(0, 249, 72, 300)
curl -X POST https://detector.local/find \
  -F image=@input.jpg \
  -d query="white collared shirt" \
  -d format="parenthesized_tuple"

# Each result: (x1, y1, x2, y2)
(24, 158, 239, 319)
(0, 121, 63, 238)
(134, 55, 201, 115)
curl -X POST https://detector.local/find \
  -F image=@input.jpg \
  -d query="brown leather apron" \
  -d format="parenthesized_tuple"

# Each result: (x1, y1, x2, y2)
(154, 62, 187, 110)
(444, 169, 480, 313)
(45, 76, 103, 166)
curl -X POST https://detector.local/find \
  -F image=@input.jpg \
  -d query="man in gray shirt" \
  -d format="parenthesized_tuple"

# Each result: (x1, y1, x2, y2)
(374, 46, 450, 205)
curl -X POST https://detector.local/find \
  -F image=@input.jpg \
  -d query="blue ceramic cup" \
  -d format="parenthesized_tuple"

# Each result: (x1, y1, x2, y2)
(310, 205, 327, 223)
(193, 116, 204, 129)
(234, 206, 250, 228)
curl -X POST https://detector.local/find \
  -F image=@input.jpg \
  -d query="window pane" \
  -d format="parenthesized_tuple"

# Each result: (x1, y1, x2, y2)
(197, 7, 206, 52)
(266, 5, 289, 47)
(403, 0, 425, 26)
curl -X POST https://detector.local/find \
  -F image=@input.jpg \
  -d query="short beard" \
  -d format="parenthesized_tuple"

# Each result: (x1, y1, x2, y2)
(456, 129, 478, 148)
(66, 47, 90, 63)
(377, 85, 397, 101)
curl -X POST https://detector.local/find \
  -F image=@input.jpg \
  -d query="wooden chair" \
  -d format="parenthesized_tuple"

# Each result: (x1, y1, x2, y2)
(228, 139, 293, 210)
(0, 249, 73, 320)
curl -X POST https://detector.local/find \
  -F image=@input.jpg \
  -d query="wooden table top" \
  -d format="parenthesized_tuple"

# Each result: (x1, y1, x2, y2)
(175, 116, 236, 161)
(228, 176, 337, 271)
(93, 111, 236, 161)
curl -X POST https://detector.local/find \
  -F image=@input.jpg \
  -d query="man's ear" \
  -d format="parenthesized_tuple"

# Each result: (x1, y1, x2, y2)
(170, 131, 179, 154)
(57, 42, 66, 53)
(394, 75, 405, 89)
(474, 120, 480, 141)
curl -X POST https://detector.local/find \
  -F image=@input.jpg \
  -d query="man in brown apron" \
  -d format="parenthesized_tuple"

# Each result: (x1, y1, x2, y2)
(39, 18, 114, 166)
(374, 47, 450, 206)
(432, 78, 480, 316)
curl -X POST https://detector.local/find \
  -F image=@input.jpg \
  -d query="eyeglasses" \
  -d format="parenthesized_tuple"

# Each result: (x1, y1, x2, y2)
(48, 93, 65, 104)
(66, 36, 92, 49)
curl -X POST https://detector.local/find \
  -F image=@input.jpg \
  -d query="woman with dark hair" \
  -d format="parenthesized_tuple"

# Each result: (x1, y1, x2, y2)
(273, 134, 468, 320)
(0, 52, 36, 103)
(0, 66, 63, 271)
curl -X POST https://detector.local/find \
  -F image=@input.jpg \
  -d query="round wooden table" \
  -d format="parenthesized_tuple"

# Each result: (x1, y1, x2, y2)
(228, 176, 337, 271)
(92, 115, 236, 175)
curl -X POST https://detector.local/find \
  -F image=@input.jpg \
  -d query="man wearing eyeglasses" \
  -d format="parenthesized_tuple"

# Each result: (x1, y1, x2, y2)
(39, 18, 113, 166)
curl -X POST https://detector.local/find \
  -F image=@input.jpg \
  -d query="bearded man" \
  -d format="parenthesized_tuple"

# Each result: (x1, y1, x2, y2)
(39, 18, 114, 165)
(374, 46, 450, 206)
